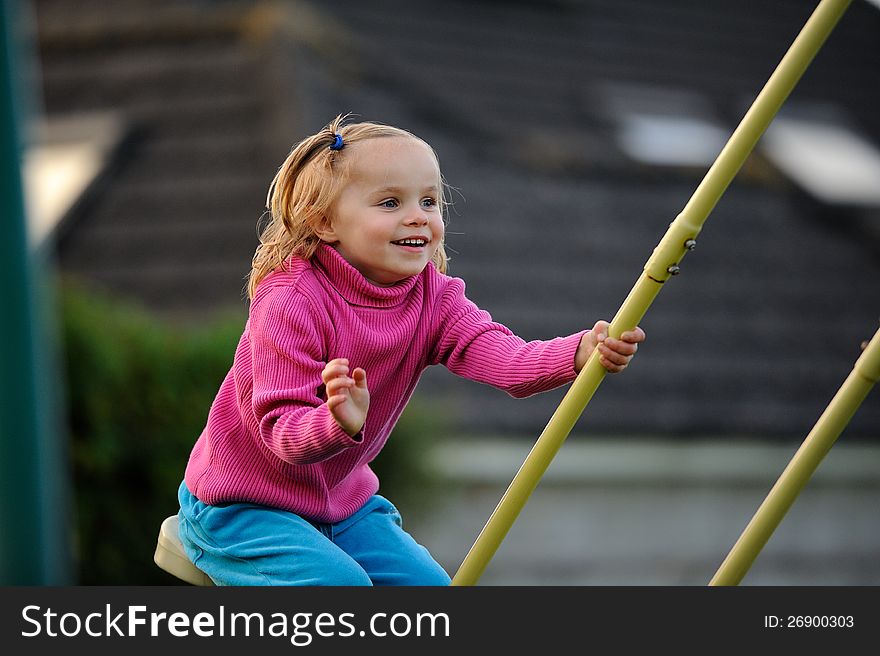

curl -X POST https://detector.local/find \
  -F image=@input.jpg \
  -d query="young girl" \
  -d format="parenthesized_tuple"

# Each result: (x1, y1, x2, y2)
(177, 115, 645, 586)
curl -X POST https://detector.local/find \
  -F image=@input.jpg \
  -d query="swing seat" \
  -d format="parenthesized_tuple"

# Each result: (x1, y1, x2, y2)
(153, 515, 215, 586)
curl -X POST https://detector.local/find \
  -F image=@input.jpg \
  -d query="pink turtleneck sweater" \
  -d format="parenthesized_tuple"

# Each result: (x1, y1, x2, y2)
(184, 244, 586, 522)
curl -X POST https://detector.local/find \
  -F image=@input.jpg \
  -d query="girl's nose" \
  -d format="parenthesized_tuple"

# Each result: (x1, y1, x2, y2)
(405, 208, 429, 225)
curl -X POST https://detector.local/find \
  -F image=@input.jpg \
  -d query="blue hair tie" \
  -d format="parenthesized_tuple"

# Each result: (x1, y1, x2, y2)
(329, 133, 344, 151)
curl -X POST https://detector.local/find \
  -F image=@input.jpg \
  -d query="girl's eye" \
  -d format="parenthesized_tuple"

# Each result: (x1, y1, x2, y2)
(421, 197, 437, 208)
(380, 199, 398, 208)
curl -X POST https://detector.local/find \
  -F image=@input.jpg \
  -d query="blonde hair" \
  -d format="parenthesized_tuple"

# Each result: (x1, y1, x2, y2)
(247, 114, 449, 298)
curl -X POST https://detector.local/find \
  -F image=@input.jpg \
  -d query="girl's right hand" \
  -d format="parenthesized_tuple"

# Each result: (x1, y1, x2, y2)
(322, 358, 369, 436)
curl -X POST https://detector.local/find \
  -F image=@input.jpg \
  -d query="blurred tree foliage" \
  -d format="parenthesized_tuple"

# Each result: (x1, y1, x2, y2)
(59, 282, 445, 584)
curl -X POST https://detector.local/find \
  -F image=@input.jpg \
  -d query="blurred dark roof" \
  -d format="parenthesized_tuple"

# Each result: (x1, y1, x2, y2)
(36, 0, 880, 439)
(36, 0, 305, 314)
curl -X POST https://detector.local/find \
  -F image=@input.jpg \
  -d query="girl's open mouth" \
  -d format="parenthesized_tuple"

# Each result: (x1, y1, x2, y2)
(391, 238, 428, 249)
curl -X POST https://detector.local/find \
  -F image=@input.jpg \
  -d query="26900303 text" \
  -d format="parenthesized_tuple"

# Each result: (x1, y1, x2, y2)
(764, 615, 854, 629)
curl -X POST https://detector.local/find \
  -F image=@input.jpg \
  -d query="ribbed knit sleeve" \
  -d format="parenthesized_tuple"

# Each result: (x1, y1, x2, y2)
(250, 283, 362, 465)
(431, 278, 587, 398)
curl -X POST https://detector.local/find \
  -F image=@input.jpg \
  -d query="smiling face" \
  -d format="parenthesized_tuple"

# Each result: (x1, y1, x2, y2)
(317, 136, 445, 286)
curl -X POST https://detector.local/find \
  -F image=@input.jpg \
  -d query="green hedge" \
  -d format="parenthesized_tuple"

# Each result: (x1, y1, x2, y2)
(59, 282, 444, 584)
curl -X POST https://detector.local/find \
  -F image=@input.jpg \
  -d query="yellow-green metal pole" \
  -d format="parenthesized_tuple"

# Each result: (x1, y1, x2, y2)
(452, 0, 853, 586)
(710, 327, 880, 586)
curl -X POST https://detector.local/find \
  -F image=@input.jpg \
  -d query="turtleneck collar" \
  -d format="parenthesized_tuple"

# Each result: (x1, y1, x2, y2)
(310, 243, 422, 308)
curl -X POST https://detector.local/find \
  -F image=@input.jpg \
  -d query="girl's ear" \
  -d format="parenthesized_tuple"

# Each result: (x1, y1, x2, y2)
(314, 217, 339, 244)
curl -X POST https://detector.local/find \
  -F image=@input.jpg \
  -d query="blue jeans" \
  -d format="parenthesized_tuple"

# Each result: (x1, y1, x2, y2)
(177, 481, 451, 586)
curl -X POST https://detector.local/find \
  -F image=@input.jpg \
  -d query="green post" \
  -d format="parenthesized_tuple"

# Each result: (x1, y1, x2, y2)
(710, 326, 880, 586)
(451, 0, 853, 586)
(0, 0, 73, 584)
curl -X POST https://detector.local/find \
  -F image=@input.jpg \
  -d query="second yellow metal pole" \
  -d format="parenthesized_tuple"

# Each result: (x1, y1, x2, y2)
(452, 0, 853, 586)
(710, 327, 880, 586)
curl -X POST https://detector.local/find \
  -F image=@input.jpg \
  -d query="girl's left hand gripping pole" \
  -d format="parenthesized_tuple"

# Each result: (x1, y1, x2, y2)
(451, 0, 853, 587)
